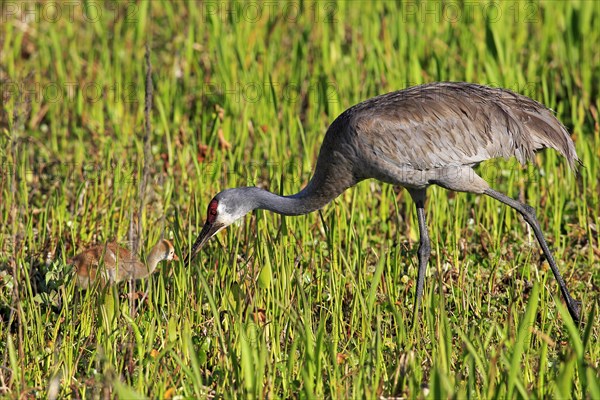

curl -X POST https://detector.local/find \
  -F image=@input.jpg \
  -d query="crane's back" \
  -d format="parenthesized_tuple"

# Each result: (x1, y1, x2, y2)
(315, 82, 577, 192)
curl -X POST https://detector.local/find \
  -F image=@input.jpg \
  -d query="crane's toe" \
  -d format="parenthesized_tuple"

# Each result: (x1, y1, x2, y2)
(569, 299, 582, 323)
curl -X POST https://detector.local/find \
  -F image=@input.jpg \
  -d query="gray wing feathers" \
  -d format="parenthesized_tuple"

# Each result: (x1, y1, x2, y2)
(347, 82, 578, 171)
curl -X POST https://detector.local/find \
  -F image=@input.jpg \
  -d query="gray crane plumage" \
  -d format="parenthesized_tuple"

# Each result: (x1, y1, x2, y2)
(187, 82, 581, 323)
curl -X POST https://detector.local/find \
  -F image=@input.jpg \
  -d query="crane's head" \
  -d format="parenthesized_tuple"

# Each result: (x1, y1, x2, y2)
(185, 188, 258, 264)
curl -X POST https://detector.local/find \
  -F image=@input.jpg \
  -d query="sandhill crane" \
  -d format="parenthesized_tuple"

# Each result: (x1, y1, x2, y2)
(186, 82, 581, 322)
(71, 239, 178, 288)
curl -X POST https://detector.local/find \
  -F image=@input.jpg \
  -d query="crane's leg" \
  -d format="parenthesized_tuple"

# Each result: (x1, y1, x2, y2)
(408, 189, 431, 323)
(484, 188, 581, 323)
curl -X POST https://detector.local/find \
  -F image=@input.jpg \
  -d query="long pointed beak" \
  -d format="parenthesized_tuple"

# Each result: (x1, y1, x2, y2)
(184, 221, 223, 264)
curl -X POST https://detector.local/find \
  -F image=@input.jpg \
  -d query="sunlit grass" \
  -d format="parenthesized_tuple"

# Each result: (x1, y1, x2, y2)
(1, 1, 598, 398)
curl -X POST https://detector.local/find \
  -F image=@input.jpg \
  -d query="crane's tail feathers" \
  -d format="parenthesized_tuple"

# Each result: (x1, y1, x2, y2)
(500, 93, 579, 171)
(523, 107, 579, 171)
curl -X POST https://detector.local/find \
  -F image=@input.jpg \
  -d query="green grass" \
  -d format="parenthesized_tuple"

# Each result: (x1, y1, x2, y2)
(1, 1, 599, 398)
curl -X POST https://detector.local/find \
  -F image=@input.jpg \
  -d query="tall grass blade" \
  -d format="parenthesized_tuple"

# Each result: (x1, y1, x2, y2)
(507, 283, 540, 398)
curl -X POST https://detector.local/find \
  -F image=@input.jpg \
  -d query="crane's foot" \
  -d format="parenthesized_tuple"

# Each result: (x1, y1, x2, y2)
(567, 298, 582, 324)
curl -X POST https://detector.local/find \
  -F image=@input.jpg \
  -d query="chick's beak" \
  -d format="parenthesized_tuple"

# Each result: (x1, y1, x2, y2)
(185, 221, 223, 264)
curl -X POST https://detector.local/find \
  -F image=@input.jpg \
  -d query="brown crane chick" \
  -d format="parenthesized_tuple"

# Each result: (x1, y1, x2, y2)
(70, 239, 178, 289)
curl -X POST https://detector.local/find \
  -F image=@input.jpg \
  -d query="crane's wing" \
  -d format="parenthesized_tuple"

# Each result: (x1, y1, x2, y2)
(347, 82, 576, 171)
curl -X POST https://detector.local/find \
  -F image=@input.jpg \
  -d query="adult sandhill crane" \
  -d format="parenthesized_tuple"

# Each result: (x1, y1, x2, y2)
(71, 239, 178, 288)
(186, 82, 581, 322)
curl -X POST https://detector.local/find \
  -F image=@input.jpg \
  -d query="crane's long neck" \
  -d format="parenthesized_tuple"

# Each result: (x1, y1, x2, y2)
(251, 148, 358, 216)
